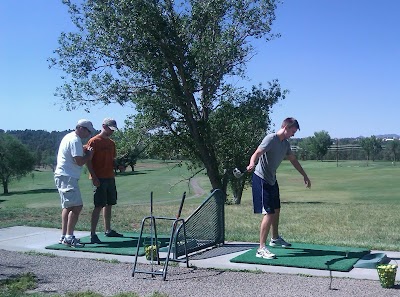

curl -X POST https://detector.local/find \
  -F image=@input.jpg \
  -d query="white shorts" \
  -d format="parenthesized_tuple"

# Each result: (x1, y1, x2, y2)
(54, 175, 83, 208)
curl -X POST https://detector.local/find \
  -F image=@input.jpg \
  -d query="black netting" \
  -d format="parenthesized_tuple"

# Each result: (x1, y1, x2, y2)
(174, 189, 225, 258)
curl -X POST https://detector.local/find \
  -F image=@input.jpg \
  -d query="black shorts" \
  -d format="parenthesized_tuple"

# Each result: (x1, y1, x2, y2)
(251, 174, 280, 214)
(94, 178, 117, 207)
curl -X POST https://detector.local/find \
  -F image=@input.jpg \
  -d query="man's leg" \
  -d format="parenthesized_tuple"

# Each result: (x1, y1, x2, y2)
(103, 205, 112, 233)
(66, 205, 82, 235)
(103, 178, 120, 235)
(61, 208, 69, 236)
(91, 206, 103, 235)
(270, 208, 280, 239)
(260, 212, 278, 248)
(269, 207, 291, 247)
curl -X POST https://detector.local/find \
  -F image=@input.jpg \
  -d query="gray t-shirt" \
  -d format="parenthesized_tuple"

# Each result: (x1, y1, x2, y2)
(254, 133, 293, 185)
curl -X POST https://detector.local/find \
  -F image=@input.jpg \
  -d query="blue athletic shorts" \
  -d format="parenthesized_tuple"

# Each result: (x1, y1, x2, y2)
(251, 174, 280, 214)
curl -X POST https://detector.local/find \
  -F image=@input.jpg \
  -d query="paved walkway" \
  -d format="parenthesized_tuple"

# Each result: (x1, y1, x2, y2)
(1, 225, 399, 281)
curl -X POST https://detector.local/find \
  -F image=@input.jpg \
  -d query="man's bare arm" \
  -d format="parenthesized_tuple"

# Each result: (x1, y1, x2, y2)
(287, 154, 311, 188)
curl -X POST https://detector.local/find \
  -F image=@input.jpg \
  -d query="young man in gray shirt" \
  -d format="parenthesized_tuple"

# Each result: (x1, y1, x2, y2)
(247, 117, 311, 259)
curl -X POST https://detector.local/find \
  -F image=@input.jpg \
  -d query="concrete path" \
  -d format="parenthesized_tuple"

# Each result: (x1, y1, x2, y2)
(1, 225, 399, 281)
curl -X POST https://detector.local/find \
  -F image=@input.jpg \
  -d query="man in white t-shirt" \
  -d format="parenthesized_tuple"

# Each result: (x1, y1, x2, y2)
(54, 119, 95, 247)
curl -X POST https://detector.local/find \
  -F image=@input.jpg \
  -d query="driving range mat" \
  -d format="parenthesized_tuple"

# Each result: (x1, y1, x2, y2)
(230, 243, 370, 272)
(45, 232, 170, 256)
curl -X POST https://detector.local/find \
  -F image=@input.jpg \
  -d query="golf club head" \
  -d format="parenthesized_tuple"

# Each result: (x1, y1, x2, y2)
(233, 168, 245, 178)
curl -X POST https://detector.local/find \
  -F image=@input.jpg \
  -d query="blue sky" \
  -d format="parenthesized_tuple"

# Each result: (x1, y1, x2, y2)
(1, 1, 399, 138)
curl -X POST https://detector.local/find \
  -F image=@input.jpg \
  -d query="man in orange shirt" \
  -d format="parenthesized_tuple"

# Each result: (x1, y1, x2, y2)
(86, 118, 123, 243)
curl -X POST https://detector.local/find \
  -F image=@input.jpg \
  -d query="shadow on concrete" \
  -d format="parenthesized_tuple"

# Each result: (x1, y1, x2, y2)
(190, 243, 258, 260)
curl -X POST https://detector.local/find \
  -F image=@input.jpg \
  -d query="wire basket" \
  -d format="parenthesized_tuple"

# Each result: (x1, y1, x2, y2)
(377, 264, 397, 288)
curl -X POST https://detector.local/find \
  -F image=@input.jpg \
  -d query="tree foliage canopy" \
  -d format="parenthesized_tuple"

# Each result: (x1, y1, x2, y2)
(300, 131, 332, 161)
(6, 130, 68, 167)
(50, 0, 285, 192)
(112, 115, 150, 171)
(359, 136, 382, 162)
(385, 139, 400, 163)
(0, 134, 36, 194)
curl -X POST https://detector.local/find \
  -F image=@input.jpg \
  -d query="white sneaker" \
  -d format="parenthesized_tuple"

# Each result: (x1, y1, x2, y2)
(63, 236, 84, 248)
(269, 236, 291, 247)
(256, 247, 276, 259)
(58, 236, 65, 244)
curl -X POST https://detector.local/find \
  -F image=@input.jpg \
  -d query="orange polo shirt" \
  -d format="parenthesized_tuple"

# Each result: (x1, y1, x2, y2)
(87, 135, 116, 179)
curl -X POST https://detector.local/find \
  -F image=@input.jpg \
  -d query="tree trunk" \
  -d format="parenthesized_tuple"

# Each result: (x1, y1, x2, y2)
(2, 179, 8, 194)
(232, 180, 245, 204)
(183, 107, 223, 191)
(203, 155, 223, 191)
(221, 172, 229, 202)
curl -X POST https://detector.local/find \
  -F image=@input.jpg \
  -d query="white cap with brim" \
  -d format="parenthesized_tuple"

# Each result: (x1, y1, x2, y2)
(77, 119, 96, 133)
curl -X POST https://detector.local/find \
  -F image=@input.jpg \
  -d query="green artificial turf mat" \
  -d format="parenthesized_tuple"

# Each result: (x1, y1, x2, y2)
(45, 232, 170, 256)
(230, 243, 370, 272)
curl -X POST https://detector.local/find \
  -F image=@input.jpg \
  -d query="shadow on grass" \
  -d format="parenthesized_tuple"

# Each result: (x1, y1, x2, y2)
(116, 171, 147, 176)
(1, 188, 58, 196)
(281, 201, 325, 204)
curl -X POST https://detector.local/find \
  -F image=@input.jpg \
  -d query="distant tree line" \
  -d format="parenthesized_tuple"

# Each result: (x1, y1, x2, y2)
(290, 132, 400, 164)
(2, 128, 399, 169)
(1, 128, 399, 195)
(1, 129, 70, 170)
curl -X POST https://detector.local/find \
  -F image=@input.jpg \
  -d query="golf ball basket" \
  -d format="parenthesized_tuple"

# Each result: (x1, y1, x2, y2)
(377, 264, 397, 288)
(144, 244, 159, 260)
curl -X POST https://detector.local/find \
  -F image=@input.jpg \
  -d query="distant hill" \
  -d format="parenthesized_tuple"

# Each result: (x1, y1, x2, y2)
(376, 134, 400, 139)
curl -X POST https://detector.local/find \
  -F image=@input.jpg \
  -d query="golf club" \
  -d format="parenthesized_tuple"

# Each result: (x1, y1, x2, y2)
(176, 192, 186, 219)
(233, 167, 248, 178)
(150, 191, 155, 277)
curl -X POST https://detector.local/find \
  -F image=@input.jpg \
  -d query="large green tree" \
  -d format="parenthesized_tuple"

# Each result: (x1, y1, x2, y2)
(359, 136, 382, 164)
(0, 134, 36, 194)
(49, 0, 284, 191)
(385, 139, 400, 164)
(301, 131, 332, 161)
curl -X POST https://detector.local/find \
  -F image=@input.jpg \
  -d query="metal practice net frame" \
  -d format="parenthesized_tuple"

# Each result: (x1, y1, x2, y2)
(173, 189, 225, 259)
(132, 192, 189, 280)
(132, 189, 225, 280)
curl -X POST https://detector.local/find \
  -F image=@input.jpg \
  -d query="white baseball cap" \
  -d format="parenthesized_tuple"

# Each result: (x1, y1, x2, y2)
(76, 119, 96, 133)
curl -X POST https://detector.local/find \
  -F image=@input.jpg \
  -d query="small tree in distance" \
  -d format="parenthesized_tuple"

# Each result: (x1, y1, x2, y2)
(300, 131, 332, 161)
(385, 139, 400, 164)
(0, 134, 36, 194)
(359, 136, 383, 165)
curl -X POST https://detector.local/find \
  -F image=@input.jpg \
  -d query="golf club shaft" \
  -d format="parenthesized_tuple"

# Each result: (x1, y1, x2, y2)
(176, 192, 186, 218)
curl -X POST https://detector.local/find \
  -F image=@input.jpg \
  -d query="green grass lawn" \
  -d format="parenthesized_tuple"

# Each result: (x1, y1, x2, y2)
(1, 159, 400, 251)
